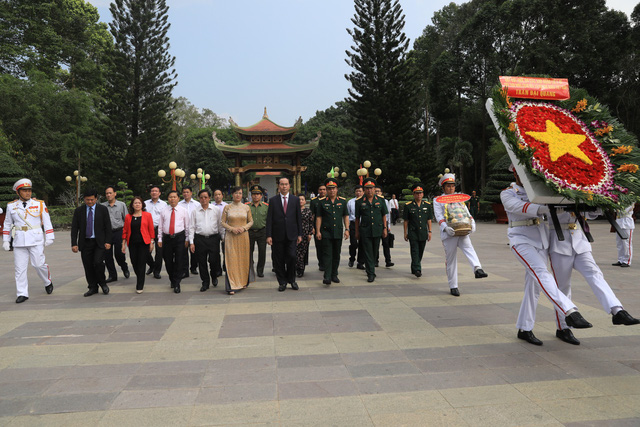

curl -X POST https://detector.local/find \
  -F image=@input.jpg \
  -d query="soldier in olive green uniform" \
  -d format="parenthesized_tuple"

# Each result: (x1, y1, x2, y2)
(310, 184, 327, 271)
(403, 183, 433, 277)
(247, 185, 269, 277)
(316, 178, 349, 285)
(355, 177, 388, 282)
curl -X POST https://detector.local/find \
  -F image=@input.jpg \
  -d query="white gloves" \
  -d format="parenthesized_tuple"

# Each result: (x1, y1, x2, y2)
(445, 226, 455, 237)
(3, 241, 10, 251)
(537, 205, 550, 215)
(45, 239, 54, 247)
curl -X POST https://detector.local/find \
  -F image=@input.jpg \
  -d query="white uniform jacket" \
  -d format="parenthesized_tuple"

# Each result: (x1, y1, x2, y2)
(549, 211, 594, 256)
(433, 194, 476, 241)
(2, 199, 54, 247)
(616, 204, 635, 230)
(500, 183, 547, 249)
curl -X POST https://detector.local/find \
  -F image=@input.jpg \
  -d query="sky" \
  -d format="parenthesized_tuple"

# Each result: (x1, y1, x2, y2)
(86, 0, 637, 128)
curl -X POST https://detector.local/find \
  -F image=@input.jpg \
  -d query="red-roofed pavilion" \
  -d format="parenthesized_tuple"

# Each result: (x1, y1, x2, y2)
(213, 108, 320, 195)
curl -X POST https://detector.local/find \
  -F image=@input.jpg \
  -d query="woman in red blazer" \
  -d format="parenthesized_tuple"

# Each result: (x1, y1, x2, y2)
(122, 196, 155, 293)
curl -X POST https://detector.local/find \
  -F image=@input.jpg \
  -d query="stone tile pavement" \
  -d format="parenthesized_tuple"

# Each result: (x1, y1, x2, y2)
(0, 221, 638, 426)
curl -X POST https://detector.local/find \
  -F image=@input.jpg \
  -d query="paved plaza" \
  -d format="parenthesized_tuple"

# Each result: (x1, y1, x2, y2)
(0, 221, 639, 426)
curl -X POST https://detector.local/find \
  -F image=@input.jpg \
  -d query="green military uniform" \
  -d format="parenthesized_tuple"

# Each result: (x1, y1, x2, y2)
(468, 195, 479, 218)
(355, 178, 388, 281)
(247, 185, 268, 277)
(316, 179, 349, 283)
(310, 195, 324, 270)
(403, 196, 433, 276)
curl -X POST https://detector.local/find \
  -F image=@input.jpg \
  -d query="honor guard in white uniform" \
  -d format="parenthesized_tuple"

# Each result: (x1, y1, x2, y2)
(549, 208, 639, 345)
(433, 171, 487, 297)
(2, 179, 54, 303)
(613, 204, 634, 267)
(500, 166, 592, 345)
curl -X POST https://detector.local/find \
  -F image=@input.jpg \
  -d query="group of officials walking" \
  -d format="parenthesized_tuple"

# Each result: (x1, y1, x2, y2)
(3, 172, 638, 345)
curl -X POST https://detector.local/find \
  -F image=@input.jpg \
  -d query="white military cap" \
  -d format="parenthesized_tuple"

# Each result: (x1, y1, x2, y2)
(13, 178, 33, 192)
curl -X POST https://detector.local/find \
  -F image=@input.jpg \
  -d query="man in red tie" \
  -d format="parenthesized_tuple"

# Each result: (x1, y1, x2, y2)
(266, 177, 302, 291)
(158, 191, 190, 293)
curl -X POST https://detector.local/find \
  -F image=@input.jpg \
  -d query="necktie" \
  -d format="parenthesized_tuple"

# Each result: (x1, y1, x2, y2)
(283, 196, 288, 213)
(86, 207, 93, 237)
(169, 207, 175, 235)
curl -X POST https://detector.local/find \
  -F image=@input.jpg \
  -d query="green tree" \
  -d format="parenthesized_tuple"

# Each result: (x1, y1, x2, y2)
(104, 0, 177, 194)
(437, 137, 474, 193)
(345, 0, 421, 195)
(0, 129, 26, 208)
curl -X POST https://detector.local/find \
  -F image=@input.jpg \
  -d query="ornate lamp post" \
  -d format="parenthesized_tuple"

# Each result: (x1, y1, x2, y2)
(189, 168, 211, 191)
(158, 161, 185, 192)
(65, 170, 88, 207)
(326, 166, 348, 181)
(355, 160, 382, 184)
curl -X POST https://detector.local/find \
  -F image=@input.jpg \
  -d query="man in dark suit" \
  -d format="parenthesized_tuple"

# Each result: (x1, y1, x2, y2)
(266, 177, 302, 292)
(71, 188, 113, 297)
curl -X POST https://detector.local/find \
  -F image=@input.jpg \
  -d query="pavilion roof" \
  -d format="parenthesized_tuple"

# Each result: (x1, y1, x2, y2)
(229, 108, 302, 137)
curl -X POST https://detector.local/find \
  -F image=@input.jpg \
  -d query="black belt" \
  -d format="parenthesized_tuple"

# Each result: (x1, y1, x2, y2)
(163, 230, 185, 239)
(195, 233, 219, 239)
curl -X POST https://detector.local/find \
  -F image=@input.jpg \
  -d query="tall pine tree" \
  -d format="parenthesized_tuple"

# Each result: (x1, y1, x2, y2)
(105, 0, 177, 193)
(345, 0, 420, 194)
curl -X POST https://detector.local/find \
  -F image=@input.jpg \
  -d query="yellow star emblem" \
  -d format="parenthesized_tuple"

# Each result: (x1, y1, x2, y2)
(525, 120, 592, 165)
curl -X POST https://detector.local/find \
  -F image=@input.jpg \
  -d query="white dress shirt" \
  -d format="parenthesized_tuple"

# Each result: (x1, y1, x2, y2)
(178, 199, 199, 217)
(144, 198, 168, 227)
(189, 203, 224, 242)
(158, 204, 189, 242)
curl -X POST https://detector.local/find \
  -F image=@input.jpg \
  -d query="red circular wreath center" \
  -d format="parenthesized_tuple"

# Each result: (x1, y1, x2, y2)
(515, 105, 607, 187)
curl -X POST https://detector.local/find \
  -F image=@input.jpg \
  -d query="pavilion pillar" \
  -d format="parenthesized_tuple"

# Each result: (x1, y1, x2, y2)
(235, 172, 241, 187)
(296, 172, 302, 195)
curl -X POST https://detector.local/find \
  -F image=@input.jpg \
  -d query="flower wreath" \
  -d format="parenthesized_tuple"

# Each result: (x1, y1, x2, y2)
(491, 85, 640, 210)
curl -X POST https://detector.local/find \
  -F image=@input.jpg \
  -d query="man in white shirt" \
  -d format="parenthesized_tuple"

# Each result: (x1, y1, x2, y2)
(390, 194, 399, 225)
(189, 189, 224, 291)
(158, 191, 189, 293)
(347, 185, 365, 269)
(102, 185, 129, 283)
(145, 185, 167, 279)
(179, 186, 200, 277)
(212, 189, 228, 276)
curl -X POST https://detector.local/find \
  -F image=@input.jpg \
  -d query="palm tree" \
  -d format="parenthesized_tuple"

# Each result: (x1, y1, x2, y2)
(437, 137, 474, 192)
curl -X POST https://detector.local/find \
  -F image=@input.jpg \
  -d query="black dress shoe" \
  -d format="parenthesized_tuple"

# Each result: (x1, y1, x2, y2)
(565, 311, 592, 329)
(323, 279, 331, 285)
(517, 329, 543, 345)
(45, 283, 54, 294)
(123, 269, 130, 279)
(367, 275, 375, 282)
(101, 284, 110, 295)
(190, 268, 198, 275)
(474, 268, 488, 278)
(620, 263, 630, 268)
(291, 282, 299, 290)
(278, 284, 286, 292)
(257, 273, 264, 278)
(174, 285, 180, 294)
(385, 262, 394, 267)
(84, 289, 98, 297)
(612, 310, 640, 325)
(105, 276, 117, 284)
(15, 296, 28, 304)
(348, 260, 354, 267)
(556, 329, 580, 345)
(331, 277, 340, 283)
(356, 264, 365, 270)
(612, 261, 623, 266)
(200, 285, 209, 292)
(415, 271, 422, 277)
(146, 267, 153, 275)
(450, 288, 460, 297)
(153, 273, 161, 280)
(212, 279, 218, 287)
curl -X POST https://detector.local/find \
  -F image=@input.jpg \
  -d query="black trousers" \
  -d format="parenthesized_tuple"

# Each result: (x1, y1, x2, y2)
(249, 228, 266, 275)
(194, 233, 221, 287)
(272, 239, 297, 286)
(182, 241, 198, 275)
(391, 208, 399, 225)
(162, 232, 185, 288)
(129, 241, 148, 290)
(146, 226, 163, 274)
(348, 221, 364, 265)
(81, 238, 106, 291)
(105, 228, 128, 278)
